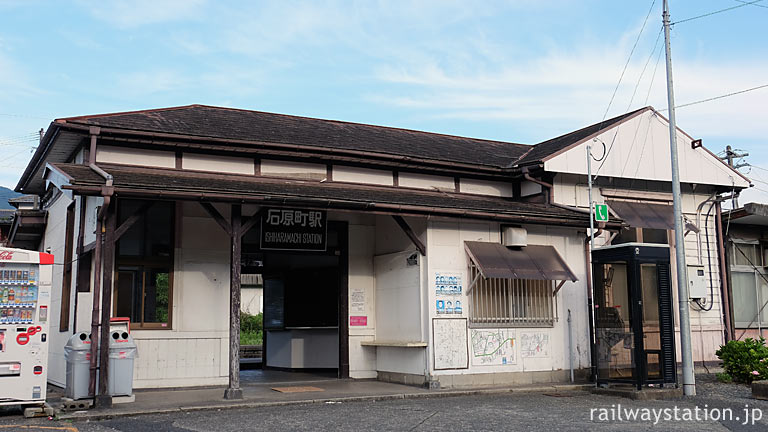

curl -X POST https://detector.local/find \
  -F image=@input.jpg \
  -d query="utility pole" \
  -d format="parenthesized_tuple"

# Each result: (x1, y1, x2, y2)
(663, 0, 696, 396)
(721, 145, 748, 208)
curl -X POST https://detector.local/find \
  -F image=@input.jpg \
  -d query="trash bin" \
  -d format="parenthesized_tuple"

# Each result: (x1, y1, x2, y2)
(108, 331, 137, 396)
(64, 332, 93, 400)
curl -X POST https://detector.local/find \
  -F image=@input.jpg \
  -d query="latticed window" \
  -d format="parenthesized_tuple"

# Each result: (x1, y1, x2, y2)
(468, 262, 557, 327)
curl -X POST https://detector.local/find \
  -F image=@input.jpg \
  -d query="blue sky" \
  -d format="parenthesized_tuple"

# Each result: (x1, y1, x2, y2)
(1, 0, 766, 203)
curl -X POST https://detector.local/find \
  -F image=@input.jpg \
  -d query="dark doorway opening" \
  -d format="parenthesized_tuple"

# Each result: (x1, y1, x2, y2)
(592, 243, 676, 390)
(241, 220, 349, 381)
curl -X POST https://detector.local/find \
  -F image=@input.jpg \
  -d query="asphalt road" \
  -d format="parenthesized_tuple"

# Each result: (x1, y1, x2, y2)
(4, 383, 768, 432)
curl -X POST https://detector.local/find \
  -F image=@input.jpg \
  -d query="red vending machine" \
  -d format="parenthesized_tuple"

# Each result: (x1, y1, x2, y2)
(0, 247, 53, 408)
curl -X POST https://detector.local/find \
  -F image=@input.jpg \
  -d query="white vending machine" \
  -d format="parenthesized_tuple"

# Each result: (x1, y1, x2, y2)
(0, 247, 53, 407)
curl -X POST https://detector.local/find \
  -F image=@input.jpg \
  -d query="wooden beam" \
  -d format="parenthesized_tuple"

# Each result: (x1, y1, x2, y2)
(224, 204, 243, 400)
(96, 201, 117, 408)
(392, 215, 426, 256)
(199, 202, 231, 235)
(553, 280, 567, 297)
(113, 201, 154, 241)
(239, 210, 261, 238)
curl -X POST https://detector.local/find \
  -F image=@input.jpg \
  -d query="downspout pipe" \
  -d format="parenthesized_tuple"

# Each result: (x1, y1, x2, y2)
(521, 167, 554, 203)
(86, 126, 114, 401)
(715, 202, 733, 342)
(584, 225, 603, 382)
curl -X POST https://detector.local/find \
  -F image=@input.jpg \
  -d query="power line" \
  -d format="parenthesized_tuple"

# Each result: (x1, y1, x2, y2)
(672, 0, 764, 24)
(658, 83, 768, 110)
(592, 1, 658, 178)
(598, 0, 657, 127)
(733, 0, 768, 9)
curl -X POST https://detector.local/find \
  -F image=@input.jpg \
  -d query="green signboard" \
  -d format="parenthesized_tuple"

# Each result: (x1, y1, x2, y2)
(594, 203, 609, 222)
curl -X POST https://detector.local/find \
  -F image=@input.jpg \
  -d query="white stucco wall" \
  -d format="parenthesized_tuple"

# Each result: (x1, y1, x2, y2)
(399, 172, 455, 191)
(182, 153, 254, 175)
(96, 145, 175, 168)
(459, 178, 513, 197)
(424, 219, 589, 379)
(333, 166, 393, 186)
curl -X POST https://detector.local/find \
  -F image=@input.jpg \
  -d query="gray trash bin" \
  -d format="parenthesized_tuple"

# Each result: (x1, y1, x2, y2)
(108, 331, 137, 396)
(64, 332, 93, 400)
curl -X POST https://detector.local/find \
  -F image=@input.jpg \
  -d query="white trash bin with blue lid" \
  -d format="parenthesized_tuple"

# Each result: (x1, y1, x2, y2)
(64, 332, 93, 400)
(108, 331, 137, 396)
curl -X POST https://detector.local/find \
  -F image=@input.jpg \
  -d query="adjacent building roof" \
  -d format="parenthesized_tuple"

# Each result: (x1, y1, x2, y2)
(723, 202, 768, 226)
(47, 163, 602, 228)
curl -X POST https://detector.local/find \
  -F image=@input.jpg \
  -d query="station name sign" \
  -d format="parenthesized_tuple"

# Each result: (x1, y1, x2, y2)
(260, 208, 327, 251)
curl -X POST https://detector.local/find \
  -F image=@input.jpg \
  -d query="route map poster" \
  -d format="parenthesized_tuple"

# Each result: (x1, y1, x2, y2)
(470, 329, 516, 366)
(520, 331, 551, 358)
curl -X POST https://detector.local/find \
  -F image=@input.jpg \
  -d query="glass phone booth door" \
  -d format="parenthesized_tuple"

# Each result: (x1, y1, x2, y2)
(592, 244, 676, 389)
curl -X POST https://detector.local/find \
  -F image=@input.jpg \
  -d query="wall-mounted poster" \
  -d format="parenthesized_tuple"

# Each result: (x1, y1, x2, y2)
(436, 299, 463, 315)
(471, 329, 516, 366)
(520, 332, 550, 358)
(434, 272, 462, 296)
(433, 318, 469, 370)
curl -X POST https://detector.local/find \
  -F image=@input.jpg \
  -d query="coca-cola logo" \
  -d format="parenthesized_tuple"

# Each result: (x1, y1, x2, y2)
(0, 251, 13, 260)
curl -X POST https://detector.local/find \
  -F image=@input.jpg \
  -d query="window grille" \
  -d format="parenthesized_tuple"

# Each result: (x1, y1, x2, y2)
(468, 262, 556, 327)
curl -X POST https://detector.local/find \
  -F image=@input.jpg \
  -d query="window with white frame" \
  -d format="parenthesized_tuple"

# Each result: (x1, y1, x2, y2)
(730, 241, 768, 328)
(468, 262, 556, 327)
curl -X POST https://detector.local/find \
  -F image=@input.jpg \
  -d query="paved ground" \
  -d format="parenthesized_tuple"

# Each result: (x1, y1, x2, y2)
(2, 373, 768, 431)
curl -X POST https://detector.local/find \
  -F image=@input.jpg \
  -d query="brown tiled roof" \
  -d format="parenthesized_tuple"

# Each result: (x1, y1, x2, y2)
(514, 107, 649, 167)
(50, 163, 595, 227)
(60, 105, 530, 169)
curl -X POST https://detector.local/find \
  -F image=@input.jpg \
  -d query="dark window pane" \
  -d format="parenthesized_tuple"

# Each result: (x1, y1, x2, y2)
(145, 202, 173, 258)
(612, 228, 637, 245)
(116, 268, 141, 323)
(642, 228, 667, 244)
(117, 200, 146, 256)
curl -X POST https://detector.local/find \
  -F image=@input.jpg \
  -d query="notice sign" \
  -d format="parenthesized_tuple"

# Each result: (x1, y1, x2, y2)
(260, 208, 327, 251)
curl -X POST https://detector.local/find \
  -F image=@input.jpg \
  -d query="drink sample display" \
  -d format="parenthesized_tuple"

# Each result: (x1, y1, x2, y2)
(0, 265, 38, 324)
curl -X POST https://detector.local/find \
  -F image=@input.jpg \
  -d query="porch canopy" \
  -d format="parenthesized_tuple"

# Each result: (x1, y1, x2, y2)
(464, 241, 578, 283)
(605, 199, 674, 230)
(45, 162, 595, 227)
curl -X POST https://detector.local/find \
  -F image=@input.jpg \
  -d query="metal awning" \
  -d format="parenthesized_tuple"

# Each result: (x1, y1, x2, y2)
(464, 241, 578, 283)
(606, 199, 675, 230)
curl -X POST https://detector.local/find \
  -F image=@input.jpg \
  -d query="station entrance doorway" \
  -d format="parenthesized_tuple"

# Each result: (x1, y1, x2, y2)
(241, 219, 349, 380)
(592, 243, 677, 389)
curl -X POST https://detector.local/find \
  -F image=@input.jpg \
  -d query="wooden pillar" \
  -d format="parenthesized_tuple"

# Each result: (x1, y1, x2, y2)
(224, 204, 243, 399)
(96, 201, 116, 407)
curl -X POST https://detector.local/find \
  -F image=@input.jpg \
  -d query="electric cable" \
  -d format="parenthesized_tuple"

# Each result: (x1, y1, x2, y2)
(694, 199, 717, 311)
(734, 0, 768, 8)
(597, 0, 657, 130)
(672, 0, 764, 25)
(659, 84, 768, 111)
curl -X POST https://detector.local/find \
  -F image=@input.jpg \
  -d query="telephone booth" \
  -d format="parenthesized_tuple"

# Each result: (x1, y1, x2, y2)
(591, 243, 677, 389)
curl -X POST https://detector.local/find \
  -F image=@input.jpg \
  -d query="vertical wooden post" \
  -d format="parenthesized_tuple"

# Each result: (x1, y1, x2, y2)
(96, 201, 116, 407)
(224, 204, 243, 399)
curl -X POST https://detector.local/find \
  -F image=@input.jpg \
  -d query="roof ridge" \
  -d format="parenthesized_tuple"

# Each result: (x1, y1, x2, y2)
(56, 104, 203, 123)
(63, 104, 531, 147)
(536, 106, 651, 146)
